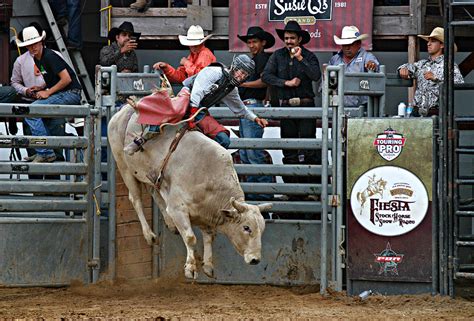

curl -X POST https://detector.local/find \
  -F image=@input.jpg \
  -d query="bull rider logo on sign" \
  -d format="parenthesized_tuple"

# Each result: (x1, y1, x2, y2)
(373, 127, 406, 161)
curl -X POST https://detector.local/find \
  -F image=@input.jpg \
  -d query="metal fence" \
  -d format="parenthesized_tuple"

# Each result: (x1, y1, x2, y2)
(0, 101, 101, 285)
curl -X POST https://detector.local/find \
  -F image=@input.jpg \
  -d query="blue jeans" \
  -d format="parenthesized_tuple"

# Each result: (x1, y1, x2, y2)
(26, 90, 81, 156)
(0, 86, 17, 103)
(48, 0, 82, 48)
(239, 102, 272, 200)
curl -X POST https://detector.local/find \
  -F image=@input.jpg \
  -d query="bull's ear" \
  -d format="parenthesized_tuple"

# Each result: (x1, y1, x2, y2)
(220, 208, 239, 221)
(231, 197, 248, 213)
(258, 202, 273, 212)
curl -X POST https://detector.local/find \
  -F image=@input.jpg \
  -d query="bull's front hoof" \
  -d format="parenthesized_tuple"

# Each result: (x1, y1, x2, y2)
(203, 265, 214, 279)
(184, 264, 197, 279)
(144, 231, 157, 245)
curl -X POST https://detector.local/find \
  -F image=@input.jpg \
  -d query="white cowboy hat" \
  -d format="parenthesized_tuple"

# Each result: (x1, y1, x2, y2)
(16, 26, 46, 47)
(418, 27, 457, 52)
(333, 26, 368, 46)
(178, 25, 213, 46)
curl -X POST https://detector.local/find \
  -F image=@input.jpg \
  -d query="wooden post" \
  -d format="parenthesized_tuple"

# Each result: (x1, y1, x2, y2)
(408, 35, 418, 104)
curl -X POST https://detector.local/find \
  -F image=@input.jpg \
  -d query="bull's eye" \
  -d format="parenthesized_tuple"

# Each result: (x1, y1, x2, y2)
(243, 225, 251, 233)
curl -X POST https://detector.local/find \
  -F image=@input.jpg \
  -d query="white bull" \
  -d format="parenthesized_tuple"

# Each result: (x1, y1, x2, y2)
(108, 105, 272, 279)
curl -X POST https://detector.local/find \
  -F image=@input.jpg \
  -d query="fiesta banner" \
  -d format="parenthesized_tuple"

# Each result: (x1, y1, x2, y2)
(228, 0, 374, 52)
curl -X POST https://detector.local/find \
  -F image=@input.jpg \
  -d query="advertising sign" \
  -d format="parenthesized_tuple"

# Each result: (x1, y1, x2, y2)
(229, 0, 374, 52)
(347, 119, 433, 284)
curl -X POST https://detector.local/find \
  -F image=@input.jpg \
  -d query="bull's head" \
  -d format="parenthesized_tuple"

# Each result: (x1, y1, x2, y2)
(219, 197, 272, 265)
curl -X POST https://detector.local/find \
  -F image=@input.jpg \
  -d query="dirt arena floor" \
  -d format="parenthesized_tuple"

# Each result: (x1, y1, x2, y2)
(1, 278, 474, 320)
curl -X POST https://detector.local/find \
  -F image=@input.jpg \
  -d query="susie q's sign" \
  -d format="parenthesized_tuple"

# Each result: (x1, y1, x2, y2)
(350, 166, 429, 236)
(229, 0, 374, 52)
(268, 0, 332, 22)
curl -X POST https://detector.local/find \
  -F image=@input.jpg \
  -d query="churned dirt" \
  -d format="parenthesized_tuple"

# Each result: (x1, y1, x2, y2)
(0, 278, 473, 320)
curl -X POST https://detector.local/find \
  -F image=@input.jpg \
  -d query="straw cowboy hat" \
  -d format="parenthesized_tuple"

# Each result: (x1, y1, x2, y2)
(178, 25, 213, 46)
(333, 26, 368, 45)
(16, 26, 46, 47)
(418, 27, 457, 52)
(275, 21, 310, 45)
(108, 21, 141, 41)
(238, 26, 275, 49)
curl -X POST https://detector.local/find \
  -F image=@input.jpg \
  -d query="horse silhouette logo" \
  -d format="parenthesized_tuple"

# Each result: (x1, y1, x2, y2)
(356, 174, 387, 215)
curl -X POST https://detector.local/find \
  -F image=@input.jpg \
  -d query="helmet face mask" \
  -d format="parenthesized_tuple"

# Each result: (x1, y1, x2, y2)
(229, 54, 255, 86)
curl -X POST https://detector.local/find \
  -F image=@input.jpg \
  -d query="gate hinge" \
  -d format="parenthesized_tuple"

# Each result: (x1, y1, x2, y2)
(87, 259, 100, 268)
(448, 128, 456, 140)
(329, 194, 341, 207)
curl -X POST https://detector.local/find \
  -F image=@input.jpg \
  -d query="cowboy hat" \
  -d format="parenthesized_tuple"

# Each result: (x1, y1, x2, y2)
(178, 25, 213, 46)
(16, 26, 46, 47)
(238, 26, 275, 49)
(418, 27, 457, 52)
(276, 21, 310, 45)
(108, 21, 141, 41)
(333, 26, 368, 45)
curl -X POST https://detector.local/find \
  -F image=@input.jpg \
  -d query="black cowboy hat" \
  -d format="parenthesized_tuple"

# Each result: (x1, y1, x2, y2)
(108, 21, 141, 41)
(238, 26, 275, 49)
(275, 20, 310, 45)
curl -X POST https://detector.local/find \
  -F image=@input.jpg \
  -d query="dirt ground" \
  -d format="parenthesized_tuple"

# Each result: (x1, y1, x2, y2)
(1, 278, 473, 320)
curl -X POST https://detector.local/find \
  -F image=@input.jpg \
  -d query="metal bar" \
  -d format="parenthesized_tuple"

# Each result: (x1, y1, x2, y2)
(0, 163, 87, 175)
(240, 183, 328, 195)
(0, 136, 88, 148)
(0, 200, 88, 212)
(320, 63, 331, 294)
(92, 104, 102, 283)
(455, 272, 474, 279)
(344, 90, 386, 96)
(234, 164, 329, 176)
(331, 91, 338, 285)
(228, 138, 329, 150)
(456, 211, 474, 217)
(432, 117, 439, 295)
(379, 65, 386, 115)
(247, 201, 323, 213)
(455, 179, 474, 185)
(107, 65, 118, 281)
(0, 103, 94, 117)
(335, 65, 345, 292)
(152, 199, 160, 279)
(456, 241, 474, 246)
(458, 234, 474, 240)
(0, 217, 86, 224)
(0, 181, 88, 194)
(209, 107, 325, 119)
(455, 148, 474, 154)
(84, 106, 94, 284)
(449, 21, 474, 26)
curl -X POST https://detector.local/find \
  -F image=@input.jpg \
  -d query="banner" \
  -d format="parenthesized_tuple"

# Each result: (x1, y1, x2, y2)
(229, 0, 374, 52)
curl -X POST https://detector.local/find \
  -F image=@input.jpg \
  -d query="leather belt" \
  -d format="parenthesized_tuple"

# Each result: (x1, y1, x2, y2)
(243, 98, 263, 105)
(280, 97, 314, 106)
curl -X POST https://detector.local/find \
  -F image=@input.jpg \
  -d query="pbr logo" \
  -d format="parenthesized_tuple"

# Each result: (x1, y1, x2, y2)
(373, 127, 406, 161)
(374, 242, 404, 276)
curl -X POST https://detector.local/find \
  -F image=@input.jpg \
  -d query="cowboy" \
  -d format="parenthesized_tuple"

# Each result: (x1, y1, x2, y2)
(398, 27, 464, 116)
(237, 26, 275, 201)
(329, 25, 380, 107)
(16, 25, 82, 163)
(124, 55, 269, 155)
(262, 21, 321, 187)
(153, 25, 216, 83)
(100, 21, 140, 73)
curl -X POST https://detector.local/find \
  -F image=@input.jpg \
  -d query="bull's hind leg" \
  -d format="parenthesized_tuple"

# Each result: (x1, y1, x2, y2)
(120, 170, 157, 245)
(168, 206, 198, 279)
(201, 229, 216, 278)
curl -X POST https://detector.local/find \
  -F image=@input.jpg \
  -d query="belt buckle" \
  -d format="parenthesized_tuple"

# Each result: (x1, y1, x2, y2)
(289, 97, 300, 106)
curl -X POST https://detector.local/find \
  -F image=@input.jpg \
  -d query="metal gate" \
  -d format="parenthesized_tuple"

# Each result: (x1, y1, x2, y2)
(0, 101, 101, 286)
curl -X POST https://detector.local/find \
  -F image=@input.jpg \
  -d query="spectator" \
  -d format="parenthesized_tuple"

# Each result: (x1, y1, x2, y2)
(124, 55, 269, 154)
(48, 0, 82, 49)
(262, 21, 321, 188)
(398, 27, 464, 116)
(329, 25, 380, 107)
(237, 26, 275, 201)
(11, 22, 66, 162)
(16, 25, 82, 163)
(100, 21, 140, 73)
(153, 25, 216, 83)
(0, 86, 16, 103)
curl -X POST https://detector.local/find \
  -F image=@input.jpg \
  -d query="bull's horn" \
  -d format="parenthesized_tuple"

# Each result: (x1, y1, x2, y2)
(231, 197, 247, 213)
(258, 203, 273, 212)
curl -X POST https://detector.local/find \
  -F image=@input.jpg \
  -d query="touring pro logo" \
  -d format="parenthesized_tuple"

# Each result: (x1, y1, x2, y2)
(373, 128, 406, 161)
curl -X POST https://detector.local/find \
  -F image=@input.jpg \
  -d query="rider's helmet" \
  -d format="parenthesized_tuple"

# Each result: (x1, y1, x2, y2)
(229, 54, 255, 86)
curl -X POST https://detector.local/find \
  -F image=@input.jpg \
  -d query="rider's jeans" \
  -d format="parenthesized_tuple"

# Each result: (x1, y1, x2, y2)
(239, 101, 272, 200)
(26, 90, 81, 156)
